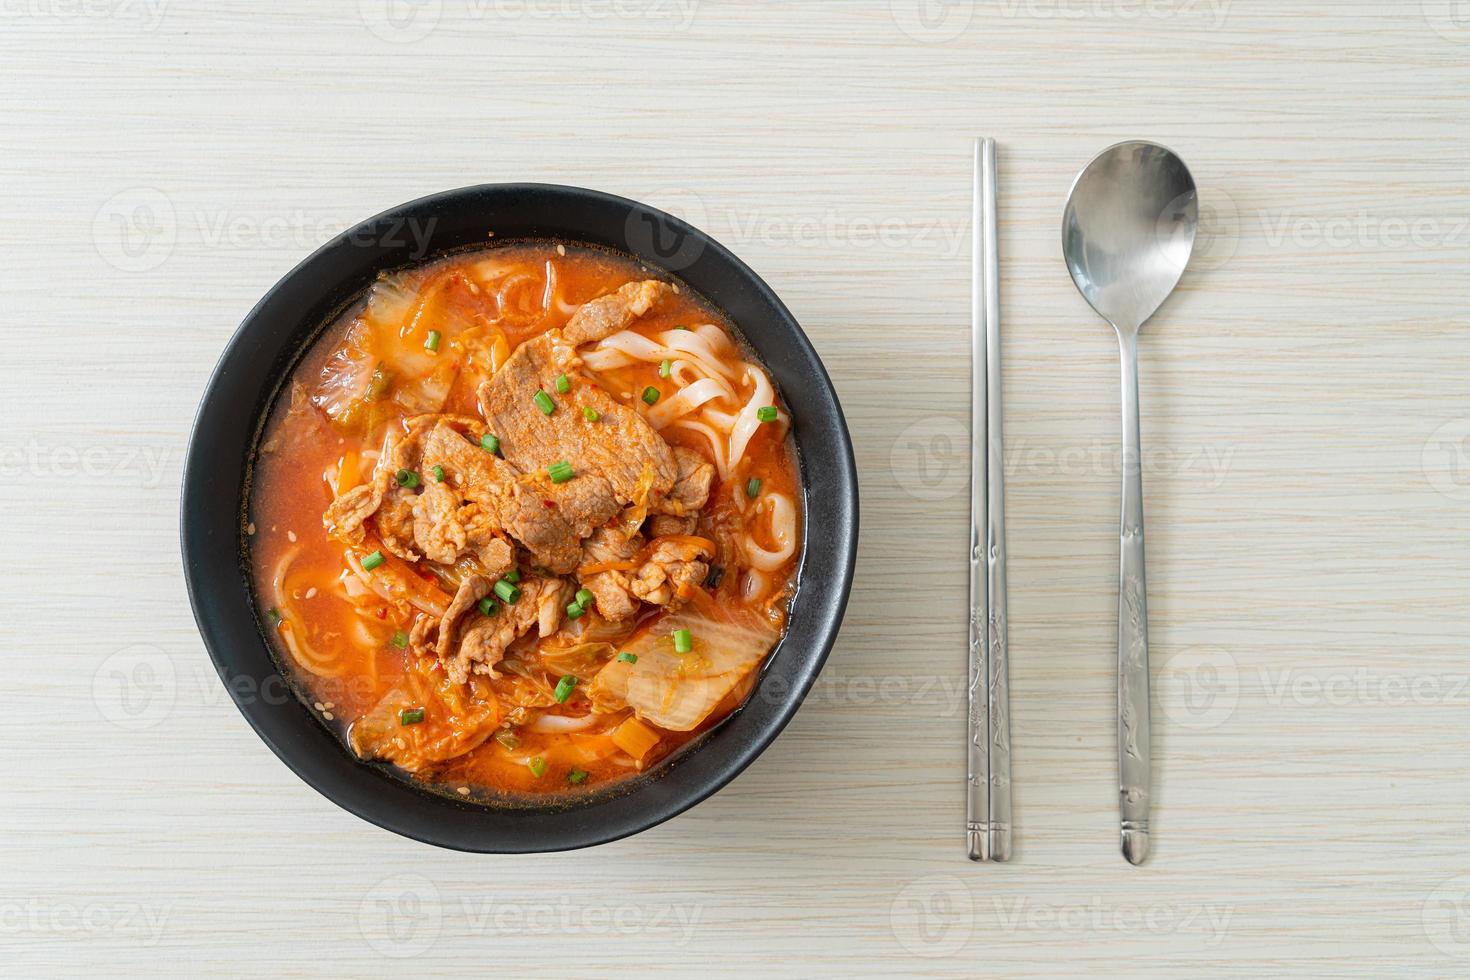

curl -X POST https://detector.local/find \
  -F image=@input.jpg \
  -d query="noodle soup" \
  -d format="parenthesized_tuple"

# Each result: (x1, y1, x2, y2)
(248, 243, 801, 799)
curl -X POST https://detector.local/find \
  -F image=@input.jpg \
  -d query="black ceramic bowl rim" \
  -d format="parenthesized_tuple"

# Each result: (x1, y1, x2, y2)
(180, 183, 859, 852)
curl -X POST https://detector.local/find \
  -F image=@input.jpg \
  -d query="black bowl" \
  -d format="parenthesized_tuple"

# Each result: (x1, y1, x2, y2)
(180, 184, 859, 852)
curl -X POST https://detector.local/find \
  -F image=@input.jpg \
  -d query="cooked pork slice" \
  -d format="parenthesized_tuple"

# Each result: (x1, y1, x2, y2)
(577, 528, 643, 621)
(374, 494, 418, 561)
(405, 573, 495, 681)
(323, 427, 419, 546)
(408, 610, 436, 651)
(411, 479, 466, 564)
(322, 473, 387, 544)
(477, 334, 677, 509)
(414, 422, 520, 570)
(498, 490, 590, 574)
(527, 471, 622, 556)
(393, 419, 585, 575)
(657, 446, 715, 517)
(432, 575, 493, 662)
(474, 537, 516, 579)
(448, 578, 570, 684)
(323, 418, 476, 563)
(647, 514, 697, 537)
(562, 279, 672, 346)
(630, 537, 713, 607)
(534, 579, 575, 637)
(477, 280, 679, 510)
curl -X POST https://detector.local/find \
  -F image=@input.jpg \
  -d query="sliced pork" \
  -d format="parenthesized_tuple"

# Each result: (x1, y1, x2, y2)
(630, 536, 713, 607)
(476, 280, 679, 514)
(444, 578, 572, 684)
(577, 528, 644, 622)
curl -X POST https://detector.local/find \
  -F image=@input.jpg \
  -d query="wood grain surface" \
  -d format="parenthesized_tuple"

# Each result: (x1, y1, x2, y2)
(5, 1, 1470, 975)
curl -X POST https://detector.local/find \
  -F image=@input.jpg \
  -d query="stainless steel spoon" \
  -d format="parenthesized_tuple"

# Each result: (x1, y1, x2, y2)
(1062, 141, 1197, 866)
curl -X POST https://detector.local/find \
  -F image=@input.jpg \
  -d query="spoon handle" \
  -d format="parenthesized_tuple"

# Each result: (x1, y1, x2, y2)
(1117, 331, 1151, 866)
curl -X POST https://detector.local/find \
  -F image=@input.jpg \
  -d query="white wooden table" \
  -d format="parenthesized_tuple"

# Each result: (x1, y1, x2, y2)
(6, 2, 1470, 975)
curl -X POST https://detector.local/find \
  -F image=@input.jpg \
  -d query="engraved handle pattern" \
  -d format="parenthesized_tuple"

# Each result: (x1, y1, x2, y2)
(1117, 330, 1151, 866)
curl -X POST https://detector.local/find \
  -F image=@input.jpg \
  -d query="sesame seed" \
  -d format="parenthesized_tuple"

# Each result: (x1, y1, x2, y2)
(287, 530, 297, 542)
(313, 702, 324, 711)
(246, 522, 256, 535)
(303, 587, 317, 599)
(457, 786, 470, 796)
(323, 712, 334, 721)
(555, 243, 566, 256)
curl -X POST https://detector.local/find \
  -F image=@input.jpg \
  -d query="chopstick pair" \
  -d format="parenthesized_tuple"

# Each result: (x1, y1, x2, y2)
(967, 137, 1013, 862)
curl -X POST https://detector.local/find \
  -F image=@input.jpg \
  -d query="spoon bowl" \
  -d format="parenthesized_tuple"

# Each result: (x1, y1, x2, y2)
(1062, 141, 1197, 865)
(1063, 141, 1197, 335)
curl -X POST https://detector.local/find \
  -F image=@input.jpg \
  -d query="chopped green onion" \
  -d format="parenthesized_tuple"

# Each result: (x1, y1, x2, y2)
(746, 477, 762, 498)
(477, 596, 499, 617)
(494, 730, 521, 750)
(528, 756, 547, 778)
(432, 464, 446, 483)
(481, 433, 500, 454)
(494, 579, 521, 604)
(582, 406, 600, 422)
(361, 550, 385, 571)
(391, 630, 408, 649)
(565, 602, 585, 620)
(642, 386, 661, 405)
(568, 768, 588, 785)
(575, 588, 594, 608)
(617, 651, 637, 664)
(554, 675, 577, 703)
(548, 460, 575, 484)
(400, 707, 425, 726)
(555, 374, 571, 394)
(504, 568, 521, 584)
(673, 628, 693, 653)
(756, 406, 778, 422)
(265, 607, 282, 626)
(424, 330, 441, 352)
(534, 390, 556, 415)
(395, 468, 420, 489)
(659, 358, 671, 378)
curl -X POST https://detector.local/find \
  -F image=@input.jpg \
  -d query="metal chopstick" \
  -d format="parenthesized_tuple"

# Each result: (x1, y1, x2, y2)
(967, 137, 1013, 862)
